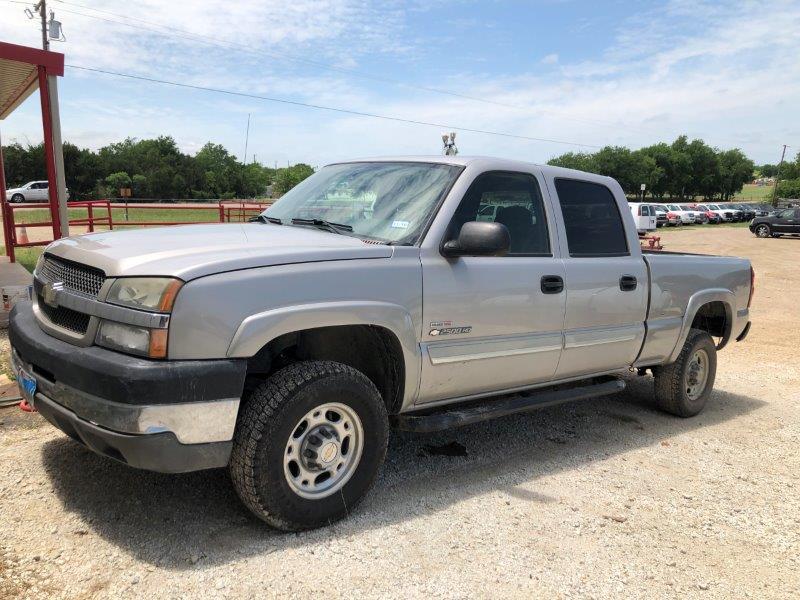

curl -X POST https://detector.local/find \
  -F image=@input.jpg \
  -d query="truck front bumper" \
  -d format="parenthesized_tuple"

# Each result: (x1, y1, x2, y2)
(9, 302, 247, 473)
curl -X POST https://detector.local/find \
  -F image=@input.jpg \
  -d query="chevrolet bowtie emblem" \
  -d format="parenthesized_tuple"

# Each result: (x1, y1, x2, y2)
(42, 282, 64, 308)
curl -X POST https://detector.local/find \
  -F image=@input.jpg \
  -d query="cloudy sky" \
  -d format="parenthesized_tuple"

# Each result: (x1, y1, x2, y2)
(1, 0, 798, 166)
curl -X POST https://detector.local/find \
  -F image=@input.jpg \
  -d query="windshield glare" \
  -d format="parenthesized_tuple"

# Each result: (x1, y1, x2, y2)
(263, 162, 462, 243)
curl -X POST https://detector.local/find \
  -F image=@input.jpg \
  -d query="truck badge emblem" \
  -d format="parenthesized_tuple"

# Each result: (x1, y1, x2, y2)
(43, 282, 64, 308)
(430, 326, 472, 336)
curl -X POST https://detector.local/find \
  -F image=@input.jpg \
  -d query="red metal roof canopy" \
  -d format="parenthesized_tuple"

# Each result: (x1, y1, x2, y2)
(0, 41, 64, 120)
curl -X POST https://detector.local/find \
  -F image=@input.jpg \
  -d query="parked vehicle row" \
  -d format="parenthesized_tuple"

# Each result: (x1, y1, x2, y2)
(629, 201, 776, 233)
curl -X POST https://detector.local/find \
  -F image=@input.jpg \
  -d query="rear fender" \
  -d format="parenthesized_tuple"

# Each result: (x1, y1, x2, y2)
(668, 289, 735, 363)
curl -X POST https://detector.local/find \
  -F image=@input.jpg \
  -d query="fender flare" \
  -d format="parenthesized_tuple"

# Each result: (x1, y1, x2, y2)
(667, 288, 735, 363)
(226, 300, 421, 405)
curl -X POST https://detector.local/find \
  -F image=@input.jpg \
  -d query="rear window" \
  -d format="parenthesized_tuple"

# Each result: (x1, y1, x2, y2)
(554, 178, 629, 257)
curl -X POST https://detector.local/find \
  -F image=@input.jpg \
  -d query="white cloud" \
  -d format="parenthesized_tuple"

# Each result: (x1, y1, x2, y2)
(0, 0, 797, 166)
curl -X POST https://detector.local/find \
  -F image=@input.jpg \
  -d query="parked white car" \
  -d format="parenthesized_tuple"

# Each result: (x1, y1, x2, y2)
(653, 205, 681, 227)
(628, 202, 657, 234)
(5, 180, 68, 203)
(662, 203, 696, 225)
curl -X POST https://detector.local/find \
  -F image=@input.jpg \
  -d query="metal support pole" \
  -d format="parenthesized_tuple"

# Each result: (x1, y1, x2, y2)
(38, 66, 62, 241)
(0, 129, 15, 262)
(47, 75, 69, 237)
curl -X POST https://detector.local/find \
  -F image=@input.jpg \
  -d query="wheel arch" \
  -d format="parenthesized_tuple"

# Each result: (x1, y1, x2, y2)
(668, 289, 735, 363)
(227, 301, 420, 413)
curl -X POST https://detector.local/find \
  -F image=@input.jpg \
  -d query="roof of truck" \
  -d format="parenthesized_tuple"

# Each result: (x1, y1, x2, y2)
(332, 155, 615, 182)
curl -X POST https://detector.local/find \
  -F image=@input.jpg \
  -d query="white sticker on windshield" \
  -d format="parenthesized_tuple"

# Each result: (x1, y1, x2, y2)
(391, 220, 410, 229)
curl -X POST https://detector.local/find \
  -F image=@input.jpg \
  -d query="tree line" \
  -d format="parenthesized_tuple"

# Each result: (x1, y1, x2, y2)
(4, 133, 796, 202)
(548, 135, 762, 201)
(1, 136, 314, 200)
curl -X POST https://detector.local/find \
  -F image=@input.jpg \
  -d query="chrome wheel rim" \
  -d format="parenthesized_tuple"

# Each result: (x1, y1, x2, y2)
(283, 402, 364, 500)
(685, 349, 709, 401)
(756, 225, 769, 238)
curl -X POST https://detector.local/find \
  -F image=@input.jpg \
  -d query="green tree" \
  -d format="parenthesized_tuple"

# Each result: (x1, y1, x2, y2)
(718, 149, 754, 200)
(131, 174, 147, 197)
(273, 163, 314, 195)
(104, 171, 132, 195)
(776, 178, 800, 199)
(547, 151, 597, 173)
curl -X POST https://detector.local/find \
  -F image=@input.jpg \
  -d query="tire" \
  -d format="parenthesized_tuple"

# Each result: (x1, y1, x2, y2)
(754, 224, 771, 238)
(230, 360, 389, 531)
(10, 193, 24, 203)
(653, 328, 717, 417)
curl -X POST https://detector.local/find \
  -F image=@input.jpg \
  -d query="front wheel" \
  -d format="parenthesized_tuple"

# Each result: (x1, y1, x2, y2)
(10, 193, 24, 203)
(653, 329, 717, 417)
(754, 224, 771, 238)
(229, 361, 389, 531)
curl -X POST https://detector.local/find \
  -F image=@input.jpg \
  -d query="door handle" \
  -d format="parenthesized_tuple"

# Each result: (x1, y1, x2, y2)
(619, 275, 638, 291)
(541, 275, 564, 294)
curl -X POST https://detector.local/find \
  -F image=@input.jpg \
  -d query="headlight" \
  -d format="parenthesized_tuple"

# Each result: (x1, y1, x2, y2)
(106, 277, 183, 312)
(96, 320, 168, 358)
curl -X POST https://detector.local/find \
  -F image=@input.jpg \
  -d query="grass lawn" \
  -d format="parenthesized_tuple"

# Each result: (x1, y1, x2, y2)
(11, 205, 225, 226)
(0, 246, 43, 272)
(734, 183, 773, 202)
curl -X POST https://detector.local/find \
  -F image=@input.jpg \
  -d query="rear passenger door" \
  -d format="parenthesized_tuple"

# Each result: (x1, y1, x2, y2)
(546, 177, 648, 379)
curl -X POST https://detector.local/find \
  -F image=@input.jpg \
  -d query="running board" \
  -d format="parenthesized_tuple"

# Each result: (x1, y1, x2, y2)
(393, 378, 626, 433)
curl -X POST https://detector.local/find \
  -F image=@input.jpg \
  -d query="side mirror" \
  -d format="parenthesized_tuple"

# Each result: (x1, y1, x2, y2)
(441, 221, 511, 257)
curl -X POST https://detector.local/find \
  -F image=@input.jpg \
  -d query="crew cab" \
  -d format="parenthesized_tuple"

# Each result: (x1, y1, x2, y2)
(9, 157, 753, 531)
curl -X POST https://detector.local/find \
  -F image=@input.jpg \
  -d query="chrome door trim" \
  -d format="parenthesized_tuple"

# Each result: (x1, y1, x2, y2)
(426, 332, 563, 365)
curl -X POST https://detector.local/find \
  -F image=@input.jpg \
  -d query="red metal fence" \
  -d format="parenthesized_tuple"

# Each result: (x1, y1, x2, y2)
(2, 200, 271, 262)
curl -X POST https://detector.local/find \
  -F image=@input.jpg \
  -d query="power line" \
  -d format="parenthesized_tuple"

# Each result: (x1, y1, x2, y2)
(50, 0, 528, 111)
(65, 64, 603, 148)
(49, 0, 647, 134)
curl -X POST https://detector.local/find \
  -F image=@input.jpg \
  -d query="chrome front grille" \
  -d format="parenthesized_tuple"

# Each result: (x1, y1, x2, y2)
(38, 255, 106, 298)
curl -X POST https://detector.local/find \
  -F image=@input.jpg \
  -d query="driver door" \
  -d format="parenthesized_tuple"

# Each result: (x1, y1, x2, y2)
(418, 170, 566, 404)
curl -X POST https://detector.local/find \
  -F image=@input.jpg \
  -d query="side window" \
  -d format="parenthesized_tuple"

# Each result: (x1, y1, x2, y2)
(554, 178, 629, 257)
(446, 171, 550, 255)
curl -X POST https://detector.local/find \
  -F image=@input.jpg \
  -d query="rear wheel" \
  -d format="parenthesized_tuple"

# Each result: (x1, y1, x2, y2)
(230, 360, 389, 531)
(653, 329, 717, 417)
(754, 224, 771, 238)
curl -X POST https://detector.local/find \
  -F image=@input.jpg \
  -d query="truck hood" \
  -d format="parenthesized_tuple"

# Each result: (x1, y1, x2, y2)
(45, 223, 393, 280)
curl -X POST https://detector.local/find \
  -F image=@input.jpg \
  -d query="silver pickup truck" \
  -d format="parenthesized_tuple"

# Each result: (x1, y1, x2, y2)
(9, 156, 753, 531)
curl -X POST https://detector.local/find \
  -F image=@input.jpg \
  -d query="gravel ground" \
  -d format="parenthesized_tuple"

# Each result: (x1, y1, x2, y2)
(1, 226, 798, 599)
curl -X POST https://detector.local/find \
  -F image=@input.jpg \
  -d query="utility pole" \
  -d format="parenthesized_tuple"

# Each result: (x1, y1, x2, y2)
(243, 113, 250, 164)
(34, 1, 49, 50)
(772, 144, 788, 207)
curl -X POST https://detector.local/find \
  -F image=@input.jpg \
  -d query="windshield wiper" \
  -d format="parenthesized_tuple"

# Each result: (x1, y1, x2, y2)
(290, 218, 353, 234)
(249, 215, 282, 224)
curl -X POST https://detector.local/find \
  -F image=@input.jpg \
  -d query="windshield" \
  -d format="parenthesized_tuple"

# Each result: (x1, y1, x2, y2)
(667, 204, 681, 211)
(263, 162, 462, 244)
